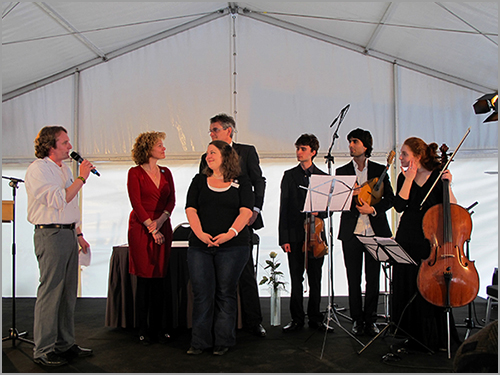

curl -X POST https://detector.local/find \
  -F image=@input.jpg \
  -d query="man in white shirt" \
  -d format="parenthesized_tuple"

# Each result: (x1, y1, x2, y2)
(336, 128, 394, 337)
(25, 126, 94, 366)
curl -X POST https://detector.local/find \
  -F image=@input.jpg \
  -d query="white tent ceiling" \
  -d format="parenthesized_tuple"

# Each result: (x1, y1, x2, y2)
(2, 2, 498, 100)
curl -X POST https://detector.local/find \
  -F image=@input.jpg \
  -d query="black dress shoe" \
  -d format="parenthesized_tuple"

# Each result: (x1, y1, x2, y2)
(251, 324, 267, 337)
(33, 352, 68, 367)
(364, 322, 380, 337)
(282, 321, 304, 332)
(213, 346, 229, 356)
(158, 332, 172, 344)
(139, 334, 151, 346)
(308, 320, 334, 332)
(58, 345, 93, 359)
(352, 321, 364, 336)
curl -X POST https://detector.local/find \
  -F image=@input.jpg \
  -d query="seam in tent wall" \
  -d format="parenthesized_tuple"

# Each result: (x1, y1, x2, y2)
(238, 7, 495, 94)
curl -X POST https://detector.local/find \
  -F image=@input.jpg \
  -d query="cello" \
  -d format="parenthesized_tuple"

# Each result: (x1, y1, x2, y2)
(417, 138, 479, 309)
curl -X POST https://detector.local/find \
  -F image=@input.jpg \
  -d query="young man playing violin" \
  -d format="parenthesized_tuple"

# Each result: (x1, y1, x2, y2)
(336, 128, 395, 337)
(278, 134, 332, 333)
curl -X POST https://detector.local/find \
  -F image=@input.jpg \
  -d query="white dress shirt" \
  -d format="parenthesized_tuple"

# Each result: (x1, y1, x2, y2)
(352, 159, 375, 236)
(25, 157, 81, 226)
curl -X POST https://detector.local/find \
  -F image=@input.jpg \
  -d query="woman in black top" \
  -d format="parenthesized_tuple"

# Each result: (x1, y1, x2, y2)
(185, 140, 254, 356)
(392, 137, 460, 352)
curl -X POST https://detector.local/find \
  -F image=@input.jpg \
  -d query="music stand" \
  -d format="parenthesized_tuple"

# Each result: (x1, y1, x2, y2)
(355, 236, 434, 355)
(2, 176, 35, 347)
(301, 174, 363, 358)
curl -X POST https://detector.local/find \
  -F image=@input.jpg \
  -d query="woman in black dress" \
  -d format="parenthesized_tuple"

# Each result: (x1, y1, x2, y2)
(392, 137, 460, 352)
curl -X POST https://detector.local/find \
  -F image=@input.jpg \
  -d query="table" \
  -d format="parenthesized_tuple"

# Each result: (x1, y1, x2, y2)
(104, 241, 191, 330)
(105, 242, 242, 330)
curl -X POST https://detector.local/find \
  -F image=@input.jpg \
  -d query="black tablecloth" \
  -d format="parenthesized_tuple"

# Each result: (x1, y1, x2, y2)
(105, 241, 190, 330)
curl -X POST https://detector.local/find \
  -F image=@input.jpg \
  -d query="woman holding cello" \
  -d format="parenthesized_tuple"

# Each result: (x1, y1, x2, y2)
(392, 137, 461, 352)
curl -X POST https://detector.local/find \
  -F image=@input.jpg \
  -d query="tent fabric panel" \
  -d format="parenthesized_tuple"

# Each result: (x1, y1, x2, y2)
(397, 68, 498, 153)
(78, 17, 232, 157)
(1, 76, 75, 159)
(234, 15, 395, 155)
(2, 3, 98, 94)
(46, 2, 229, 53)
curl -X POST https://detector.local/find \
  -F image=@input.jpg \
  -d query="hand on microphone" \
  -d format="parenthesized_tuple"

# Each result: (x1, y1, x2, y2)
(79, 160, 94, 180)
(70, 151, 100, 176)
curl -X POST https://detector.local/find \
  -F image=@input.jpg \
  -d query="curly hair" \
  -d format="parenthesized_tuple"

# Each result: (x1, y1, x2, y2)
(131, 131, 166, 165)
(34, 126, 68, 159)
(403, 137, 441, 171)
(203, 140, 241, 181)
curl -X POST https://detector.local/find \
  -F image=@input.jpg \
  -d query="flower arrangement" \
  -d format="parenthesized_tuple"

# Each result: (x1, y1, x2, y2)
(259, 251, 286, 292)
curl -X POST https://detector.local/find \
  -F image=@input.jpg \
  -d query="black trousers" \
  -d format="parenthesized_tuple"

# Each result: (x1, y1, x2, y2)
(238, 228, 263, 328)
(286, 242, 325, 325)
(341, 236, 380, 325)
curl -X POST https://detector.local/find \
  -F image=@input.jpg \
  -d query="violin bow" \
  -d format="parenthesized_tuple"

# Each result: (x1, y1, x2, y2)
(419, 127, 471, 209)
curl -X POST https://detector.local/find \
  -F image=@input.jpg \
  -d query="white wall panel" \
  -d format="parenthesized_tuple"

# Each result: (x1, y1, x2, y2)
(398, 68, 498, 154)
(78, 17, 232, 157)
(234, 16, 395, 156)
(2, 76, 74, 159)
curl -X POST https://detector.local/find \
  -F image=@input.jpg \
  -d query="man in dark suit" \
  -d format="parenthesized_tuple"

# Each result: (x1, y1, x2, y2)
(278, 134, 332, 332)
(336, 128, 394, 337)
(199, 113, 266, 337)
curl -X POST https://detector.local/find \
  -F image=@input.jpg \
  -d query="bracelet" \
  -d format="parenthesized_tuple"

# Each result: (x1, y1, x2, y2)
(77, 176, 86, 184)
(152, 229, 158, 234)
(229, 227, 238, 237)
(77, 233, 83, 237)
(163, 210, 170, 218)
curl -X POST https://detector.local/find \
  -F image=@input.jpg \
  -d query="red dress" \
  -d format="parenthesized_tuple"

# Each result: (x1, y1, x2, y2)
(127, 165, 175, 278)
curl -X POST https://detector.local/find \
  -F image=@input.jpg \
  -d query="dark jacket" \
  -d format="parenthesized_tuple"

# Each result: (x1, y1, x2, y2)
(278, 163, 328, 245)
(336, 160, 394, 241)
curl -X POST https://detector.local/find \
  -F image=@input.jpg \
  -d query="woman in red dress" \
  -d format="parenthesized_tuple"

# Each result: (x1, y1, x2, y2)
(127, 131, 175, 345)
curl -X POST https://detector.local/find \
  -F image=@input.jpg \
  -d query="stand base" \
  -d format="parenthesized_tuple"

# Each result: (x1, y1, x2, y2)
(456, 317, 480, 340)
(320, 303, 365, 359)
(2, 328, 35, 347)
(357, 322, 435, 356)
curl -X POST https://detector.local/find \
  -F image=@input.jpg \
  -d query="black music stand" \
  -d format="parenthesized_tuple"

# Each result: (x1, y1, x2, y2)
(301, 174, 362, 358)
(2, 176, 35, 347)
(355, 236, 434, 355)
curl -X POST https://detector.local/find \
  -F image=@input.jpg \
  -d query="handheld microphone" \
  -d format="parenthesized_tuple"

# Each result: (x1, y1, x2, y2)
(70, 151, 100, 176)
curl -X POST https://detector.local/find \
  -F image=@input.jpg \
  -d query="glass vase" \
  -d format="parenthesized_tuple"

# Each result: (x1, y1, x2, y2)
(270, 287, 281, 326)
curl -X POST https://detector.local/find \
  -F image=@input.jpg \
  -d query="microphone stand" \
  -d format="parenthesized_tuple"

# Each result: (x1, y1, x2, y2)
(2, 176, 35, 347)
(323, 105, 352, 322)
(456, 201, 480, 340)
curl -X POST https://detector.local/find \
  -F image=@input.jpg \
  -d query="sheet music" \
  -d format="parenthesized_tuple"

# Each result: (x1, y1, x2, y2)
(355, 235, 417, 265)
(356, 235, 390, 262)
(302, 175, 356, 213)
(373, 236, 417, 265)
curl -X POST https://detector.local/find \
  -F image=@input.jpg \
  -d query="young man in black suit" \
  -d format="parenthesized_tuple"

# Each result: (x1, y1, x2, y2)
(278, 134, 332, 332)
(335, 128, 394, 337)
(199, 113, 267, 337)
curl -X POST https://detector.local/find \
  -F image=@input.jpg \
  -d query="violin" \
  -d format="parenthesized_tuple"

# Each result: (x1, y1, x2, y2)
(303, 215, 328, 258)
(355, 150, 395, 206)
(417, 142, 479, 308)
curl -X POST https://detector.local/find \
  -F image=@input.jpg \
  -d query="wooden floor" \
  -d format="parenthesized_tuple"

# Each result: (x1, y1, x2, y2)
(2, 296, 497, 373)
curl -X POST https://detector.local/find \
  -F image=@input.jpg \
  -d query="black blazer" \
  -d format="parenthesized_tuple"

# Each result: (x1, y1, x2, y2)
(335, 160, 394, 241)
(199, 142, 266, 230)
(278, 163, 328, 245)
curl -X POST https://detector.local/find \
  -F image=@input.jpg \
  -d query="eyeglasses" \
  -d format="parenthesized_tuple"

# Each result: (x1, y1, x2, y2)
(208, 128, 223, 134)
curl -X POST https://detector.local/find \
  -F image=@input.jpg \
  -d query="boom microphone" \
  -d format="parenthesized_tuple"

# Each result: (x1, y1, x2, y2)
(70, 151, 100, 176)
